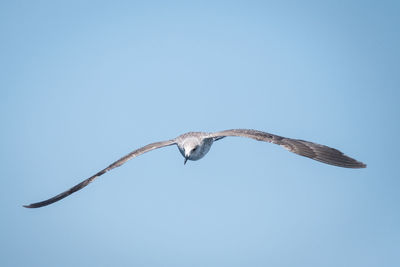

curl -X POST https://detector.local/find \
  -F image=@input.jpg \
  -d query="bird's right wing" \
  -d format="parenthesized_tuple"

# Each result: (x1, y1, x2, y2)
(24, 139, 176, 208)
(209, 129, 366, 168)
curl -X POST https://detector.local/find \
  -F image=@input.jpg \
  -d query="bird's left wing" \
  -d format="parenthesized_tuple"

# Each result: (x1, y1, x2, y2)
(24, 139, 176, 208)
(209, 129, 366, 168)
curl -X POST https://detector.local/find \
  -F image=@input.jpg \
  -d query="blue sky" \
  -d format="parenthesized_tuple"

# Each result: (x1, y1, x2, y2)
(1, 1, 399, 266)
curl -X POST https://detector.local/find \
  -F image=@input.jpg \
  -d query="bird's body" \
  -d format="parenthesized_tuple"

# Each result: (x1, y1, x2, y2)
(24, 129, 366, 208)
(176, 132, 214, 162)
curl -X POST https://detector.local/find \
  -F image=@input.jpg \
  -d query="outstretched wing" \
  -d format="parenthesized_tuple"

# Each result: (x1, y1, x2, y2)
(209, 129, 366, 168)
(24, 139, 176, 208)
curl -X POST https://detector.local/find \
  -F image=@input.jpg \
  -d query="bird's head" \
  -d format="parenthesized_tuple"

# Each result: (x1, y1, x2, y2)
(182, 138, 201, 164)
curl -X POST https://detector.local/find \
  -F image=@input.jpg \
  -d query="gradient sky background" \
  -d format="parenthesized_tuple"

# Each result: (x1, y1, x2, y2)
(1, 1, 399, 266)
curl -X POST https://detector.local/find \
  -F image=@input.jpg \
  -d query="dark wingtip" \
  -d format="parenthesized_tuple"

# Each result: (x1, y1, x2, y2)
(345, 160, 366, 169)
(351, 158, 367, 169)
(23, 202, 47, 208)
(358, 162, 367, 168)
(341, 159, 367, 169)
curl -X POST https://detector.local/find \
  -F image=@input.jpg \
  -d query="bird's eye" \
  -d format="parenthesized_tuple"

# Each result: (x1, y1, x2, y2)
(193, 147, 197, 151)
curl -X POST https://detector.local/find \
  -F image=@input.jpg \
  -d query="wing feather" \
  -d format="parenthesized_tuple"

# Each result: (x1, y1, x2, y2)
(209, 129, 366, 168)
(24, 139, 176, 208)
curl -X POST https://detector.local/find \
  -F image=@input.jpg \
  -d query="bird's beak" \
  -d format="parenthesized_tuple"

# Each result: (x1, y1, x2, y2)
(184, 156, 188, 165)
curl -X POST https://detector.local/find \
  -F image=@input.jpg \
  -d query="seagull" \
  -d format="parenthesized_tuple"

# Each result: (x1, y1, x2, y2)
(24, 129, 366, 208)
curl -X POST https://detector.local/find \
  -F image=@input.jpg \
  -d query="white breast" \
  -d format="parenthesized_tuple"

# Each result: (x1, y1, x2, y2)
(190, 139, 213, 160)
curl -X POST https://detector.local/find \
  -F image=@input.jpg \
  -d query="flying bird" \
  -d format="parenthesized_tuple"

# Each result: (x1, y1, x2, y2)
(24, 129, 366, 208)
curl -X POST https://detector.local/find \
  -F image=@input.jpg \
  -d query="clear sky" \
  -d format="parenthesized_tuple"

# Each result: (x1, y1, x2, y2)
(1, 1, 399, 266)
